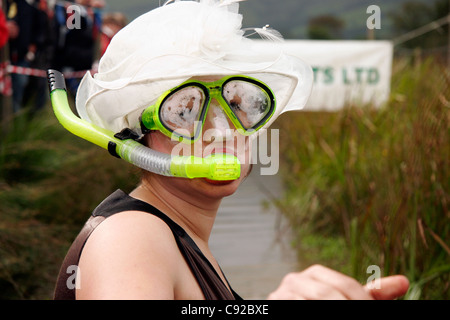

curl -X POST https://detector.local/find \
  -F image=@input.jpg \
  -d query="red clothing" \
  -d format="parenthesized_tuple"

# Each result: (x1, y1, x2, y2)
(100, 32, 111, 57)
(0, 9, 8, 48)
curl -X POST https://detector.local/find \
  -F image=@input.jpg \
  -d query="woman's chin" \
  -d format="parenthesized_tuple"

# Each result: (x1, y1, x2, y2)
(196, 177, 242, 198)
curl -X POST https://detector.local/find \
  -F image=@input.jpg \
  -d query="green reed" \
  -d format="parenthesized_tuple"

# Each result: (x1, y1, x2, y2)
(275, 57, 449, 300)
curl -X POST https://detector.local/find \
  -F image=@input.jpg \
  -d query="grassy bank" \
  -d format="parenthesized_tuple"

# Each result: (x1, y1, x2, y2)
(275, 57, 449, 300)
(0, 109, 139, 299)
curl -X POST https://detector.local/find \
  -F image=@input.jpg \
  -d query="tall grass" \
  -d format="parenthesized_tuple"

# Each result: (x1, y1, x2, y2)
(0, 108, 139, 299)
(275, 57, 449, 299)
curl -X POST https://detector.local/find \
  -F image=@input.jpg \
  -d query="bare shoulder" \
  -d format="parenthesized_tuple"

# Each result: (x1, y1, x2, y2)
(76, 211, 181, 299)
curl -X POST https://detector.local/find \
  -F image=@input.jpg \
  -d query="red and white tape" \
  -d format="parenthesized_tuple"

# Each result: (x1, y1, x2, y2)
(0, 62, 95, 96)
(0, 62, 12, 96)
(0, 63, 93, 79)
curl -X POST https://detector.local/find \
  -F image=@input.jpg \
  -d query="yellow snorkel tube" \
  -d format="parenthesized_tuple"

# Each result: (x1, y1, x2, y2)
(47, 70, 240, 180)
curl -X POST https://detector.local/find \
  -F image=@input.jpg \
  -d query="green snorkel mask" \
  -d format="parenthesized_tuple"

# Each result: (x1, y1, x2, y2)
(47, 70, 241, 180)
(139, 75, 276, 143)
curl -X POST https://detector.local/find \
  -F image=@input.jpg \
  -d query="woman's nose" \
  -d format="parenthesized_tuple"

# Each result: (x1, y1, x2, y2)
(202, 99, 234, 142)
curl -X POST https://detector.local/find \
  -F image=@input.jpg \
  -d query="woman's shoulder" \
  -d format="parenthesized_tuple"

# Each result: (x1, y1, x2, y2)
(76, 210, 181, 299)
(89, 209, 176, 245)
(86, 209, 179, 248)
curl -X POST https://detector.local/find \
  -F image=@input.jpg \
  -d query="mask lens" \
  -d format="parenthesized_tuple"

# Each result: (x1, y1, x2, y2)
(222, 80, 272, 130)
(160, 86, 206, 138)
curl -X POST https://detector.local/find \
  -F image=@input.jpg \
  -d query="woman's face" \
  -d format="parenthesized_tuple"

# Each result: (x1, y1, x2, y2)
(143, 76, 253, 200)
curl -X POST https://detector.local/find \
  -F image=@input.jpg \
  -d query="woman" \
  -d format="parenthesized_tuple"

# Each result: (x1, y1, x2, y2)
(54, 0, 408, 300)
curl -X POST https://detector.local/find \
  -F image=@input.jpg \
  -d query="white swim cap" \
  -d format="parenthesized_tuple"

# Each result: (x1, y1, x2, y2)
(76, 0, 313, 134)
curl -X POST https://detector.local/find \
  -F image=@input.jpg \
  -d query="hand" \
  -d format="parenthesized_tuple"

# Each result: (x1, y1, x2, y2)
(267, 264, 409, 300)
(365, 274, 410, 300)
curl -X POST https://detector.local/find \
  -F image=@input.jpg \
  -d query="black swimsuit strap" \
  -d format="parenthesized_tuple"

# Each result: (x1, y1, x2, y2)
(92, 190, 241, 300)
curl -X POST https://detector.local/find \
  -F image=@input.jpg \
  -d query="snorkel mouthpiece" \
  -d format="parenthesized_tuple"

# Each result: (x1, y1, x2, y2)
(47, 70, 241, 181)
(171, 154, 241, 180)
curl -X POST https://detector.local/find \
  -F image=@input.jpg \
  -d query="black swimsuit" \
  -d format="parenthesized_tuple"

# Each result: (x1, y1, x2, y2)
(54, 189, 241, 300)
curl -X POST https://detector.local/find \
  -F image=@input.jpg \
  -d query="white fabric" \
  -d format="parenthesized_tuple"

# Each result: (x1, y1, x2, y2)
(76, 0, 313, 134)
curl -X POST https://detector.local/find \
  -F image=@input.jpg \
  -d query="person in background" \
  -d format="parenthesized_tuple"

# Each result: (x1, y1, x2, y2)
(23, 0, 57, 112)
(99, 12, 127, 57)
(5, 0, 43, 112)
(0, 6, 9, 48)
(0, 5, 11, 101)
(51, 0, 104, 96)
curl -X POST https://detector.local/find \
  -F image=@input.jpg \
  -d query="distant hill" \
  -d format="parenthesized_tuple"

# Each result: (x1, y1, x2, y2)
(103, 0, 431, 40)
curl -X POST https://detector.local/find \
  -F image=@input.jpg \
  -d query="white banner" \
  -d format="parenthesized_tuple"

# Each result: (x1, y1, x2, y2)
(279, 40, 393, 111)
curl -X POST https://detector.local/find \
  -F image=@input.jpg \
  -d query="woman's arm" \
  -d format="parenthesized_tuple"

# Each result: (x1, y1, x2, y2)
(76, 211, 180, 300)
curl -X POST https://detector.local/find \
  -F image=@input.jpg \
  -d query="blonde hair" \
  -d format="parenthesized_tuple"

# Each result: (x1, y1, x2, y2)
(102, 12, 128, 29)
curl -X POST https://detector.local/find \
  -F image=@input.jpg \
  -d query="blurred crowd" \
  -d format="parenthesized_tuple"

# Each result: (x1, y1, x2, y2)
(0, 0, 127, 113)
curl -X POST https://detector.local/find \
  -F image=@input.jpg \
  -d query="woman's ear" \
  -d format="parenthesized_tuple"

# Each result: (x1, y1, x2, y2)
(139, 131, 153, 147)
